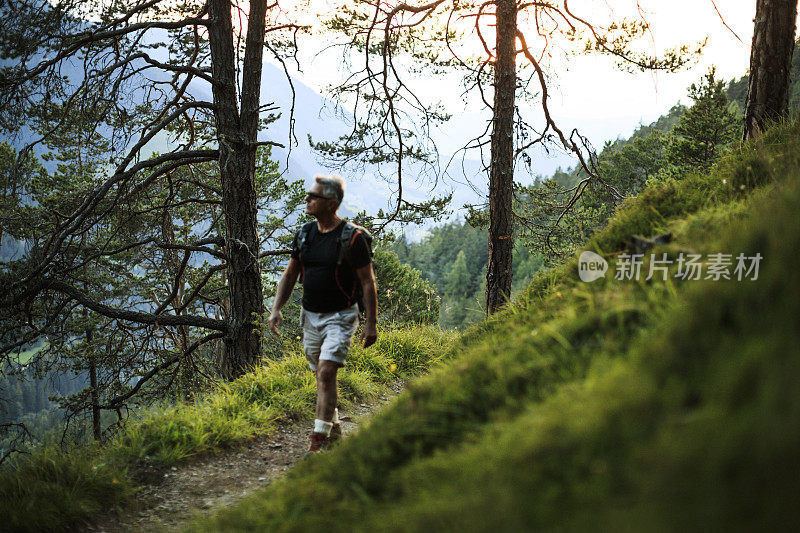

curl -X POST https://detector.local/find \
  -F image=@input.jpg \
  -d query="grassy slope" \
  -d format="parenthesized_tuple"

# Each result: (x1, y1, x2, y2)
(195, 117, 800, 532)
(0, 326, 457, 532)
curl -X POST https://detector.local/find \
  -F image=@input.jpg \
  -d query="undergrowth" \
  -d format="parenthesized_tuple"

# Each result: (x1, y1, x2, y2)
(0, 446, 134, 532)
(0, 325, 457, 532)
(193, 118, 800, 531)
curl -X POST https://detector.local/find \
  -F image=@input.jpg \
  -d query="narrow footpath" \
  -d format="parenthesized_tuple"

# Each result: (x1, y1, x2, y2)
(87, 387, 398, 532)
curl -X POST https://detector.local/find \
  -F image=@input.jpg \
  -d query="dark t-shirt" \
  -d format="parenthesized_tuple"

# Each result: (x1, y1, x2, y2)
(291, 220, 372, 313)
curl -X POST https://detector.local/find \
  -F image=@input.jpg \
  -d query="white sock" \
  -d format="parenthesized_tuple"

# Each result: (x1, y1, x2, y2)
(314, 419, 333, 436)
(333, 408, 340, 425)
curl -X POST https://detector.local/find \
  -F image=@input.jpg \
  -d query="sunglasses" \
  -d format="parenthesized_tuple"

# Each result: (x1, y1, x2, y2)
(305, 191, 335, 201)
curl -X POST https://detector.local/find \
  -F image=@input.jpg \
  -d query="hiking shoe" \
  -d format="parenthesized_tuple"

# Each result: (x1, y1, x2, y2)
(328, 422, 343, 442)
(307, 432, 328, 454)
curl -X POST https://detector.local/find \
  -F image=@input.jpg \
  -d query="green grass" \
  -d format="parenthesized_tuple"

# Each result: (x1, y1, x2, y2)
(0, 446, 134, 533)
(110, 326, 455, 468)
(0, 326, 457, 532)
(191, 118, 800, 531)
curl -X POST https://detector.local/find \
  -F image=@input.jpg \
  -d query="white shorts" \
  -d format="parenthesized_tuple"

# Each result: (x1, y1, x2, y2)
(300, 303, 359, 371)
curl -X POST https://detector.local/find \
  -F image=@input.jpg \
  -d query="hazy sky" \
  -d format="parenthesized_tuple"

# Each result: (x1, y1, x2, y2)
(259, 1, 794, 224)
(551, 2, 757, 122)
(277, 0, 769, 152)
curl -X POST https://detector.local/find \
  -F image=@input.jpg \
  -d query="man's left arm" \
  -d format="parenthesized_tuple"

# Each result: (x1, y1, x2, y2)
(356, 263, 378, 348)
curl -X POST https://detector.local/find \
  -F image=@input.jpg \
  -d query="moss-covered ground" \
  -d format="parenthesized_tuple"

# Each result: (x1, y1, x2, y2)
(192, 118, 800, 532)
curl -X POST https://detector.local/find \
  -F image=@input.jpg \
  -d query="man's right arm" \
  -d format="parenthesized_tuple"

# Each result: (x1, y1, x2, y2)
(268, 257, 302, 336)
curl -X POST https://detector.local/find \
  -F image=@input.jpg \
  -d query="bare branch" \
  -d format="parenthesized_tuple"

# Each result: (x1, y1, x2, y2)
(709, 0, 744, 44)
(258, 248, 292, 258)
(20, 280, 228, 332)
(100, 330, 223, 409)
(9, 12, 210, 86)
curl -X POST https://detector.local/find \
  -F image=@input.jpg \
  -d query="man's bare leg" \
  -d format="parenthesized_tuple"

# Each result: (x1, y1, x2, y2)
(315, 360, 339, 423)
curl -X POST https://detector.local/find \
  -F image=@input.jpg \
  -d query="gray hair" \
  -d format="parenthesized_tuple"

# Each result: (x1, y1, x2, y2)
(314, 174, 345, 205)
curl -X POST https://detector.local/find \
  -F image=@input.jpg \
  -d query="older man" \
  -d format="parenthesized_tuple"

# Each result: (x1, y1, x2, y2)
(269, 174, 378, 452)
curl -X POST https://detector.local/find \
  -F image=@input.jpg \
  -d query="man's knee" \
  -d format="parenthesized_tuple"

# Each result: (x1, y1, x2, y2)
(316, 361, 339, 385)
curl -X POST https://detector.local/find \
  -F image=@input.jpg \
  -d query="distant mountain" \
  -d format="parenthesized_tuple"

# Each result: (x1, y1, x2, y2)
(248, 62, 490, 220)
(0, 33, 620, 242)
(0, 236, 25, 262)
(246, 61, 588, 234)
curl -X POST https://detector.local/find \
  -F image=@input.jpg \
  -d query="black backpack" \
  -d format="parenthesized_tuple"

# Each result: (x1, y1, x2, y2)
(294, 220, 373, 313)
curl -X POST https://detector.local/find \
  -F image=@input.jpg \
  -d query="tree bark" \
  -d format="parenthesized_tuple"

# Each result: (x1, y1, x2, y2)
(743, 0, 798, 140)
(207, 0, 267, 379)
(486, 0, 517, 315)
(80, 276, 102, 441)
(86, 327, 102, 441)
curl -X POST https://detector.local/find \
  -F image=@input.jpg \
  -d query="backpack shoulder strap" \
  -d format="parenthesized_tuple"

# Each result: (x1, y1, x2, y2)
(337, 221, 372, 266)
(295, 221, 315, 258)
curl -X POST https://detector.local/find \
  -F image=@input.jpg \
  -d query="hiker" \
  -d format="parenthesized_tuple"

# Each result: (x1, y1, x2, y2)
(268, 174, 378, 453)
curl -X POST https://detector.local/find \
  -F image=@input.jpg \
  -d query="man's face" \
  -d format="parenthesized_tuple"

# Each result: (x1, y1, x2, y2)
(305, 182, 337, 218)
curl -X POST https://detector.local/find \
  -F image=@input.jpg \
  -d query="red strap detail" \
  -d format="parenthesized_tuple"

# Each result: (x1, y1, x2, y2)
(334, 268, 354, 306)
(349, 275, 357, 299)
(332, 230, 360, 305)
(350, 230, 361, 248)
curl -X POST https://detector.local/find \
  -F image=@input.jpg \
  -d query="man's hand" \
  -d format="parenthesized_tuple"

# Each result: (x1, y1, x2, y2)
(268, 310, 283, 336)
(269, 258, 300, 337)
(361, 321, 377, 348)
(355, 262, 378, 349)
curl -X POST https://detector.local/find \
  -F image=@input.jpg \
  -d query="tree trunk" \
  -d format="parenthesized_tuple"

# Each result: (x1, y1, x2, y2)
(207, 0, 267, 379)
(88, 353, 102, 441)
(743, 0, 798, 140)
(486, 0, 517, 315)
(84, 324, 102, 441)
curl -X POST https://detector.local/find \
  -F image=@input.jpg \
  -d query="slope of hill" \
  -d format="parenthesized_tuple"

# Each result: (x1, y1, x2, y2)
(192, 116, 800, 531)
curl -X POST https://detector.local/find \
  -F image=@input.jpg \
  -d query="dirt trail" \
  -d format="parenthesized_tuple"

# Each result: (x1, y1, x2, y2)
(86, 388, 398, 533)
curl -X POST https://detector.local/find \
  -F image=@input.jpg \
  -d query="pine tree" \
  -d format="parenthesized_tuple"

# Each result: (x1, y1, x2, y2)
(667, 68, 740, 174)
(442, 248, 470, 329)
(0, 0, 305, 382)
(315, 0, 700, 316)
(445, 250, 471, 299)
